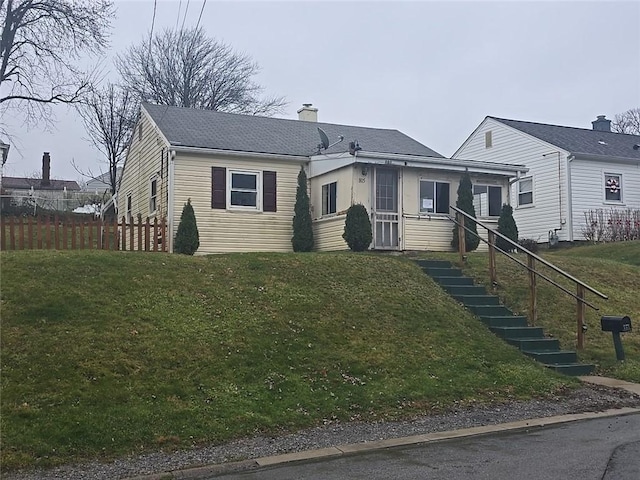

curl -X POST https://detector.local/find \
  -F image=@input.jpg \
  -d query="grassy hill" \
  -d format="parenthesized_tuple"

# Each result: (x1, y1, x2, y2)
(1, 250, 574, 469)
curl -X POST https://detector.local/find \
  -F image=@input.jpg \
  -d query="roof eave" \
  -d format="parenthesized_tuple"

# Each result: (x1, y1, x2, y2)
(171, 145, 309, 163)
(569, 152, 640, 165)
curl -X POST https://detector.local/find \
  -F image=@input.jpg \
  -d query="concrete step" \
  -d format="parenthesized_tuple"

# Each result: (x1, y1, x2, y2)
(490, 326, 545, 339)
(523, 350, 578, 365)
(443, 285, 487, 296)
(415, 259, 451, 269)
(546, 363, 595, 376)
(424, 267, 463, 277)
(506, 338, 561, 351)
(480, 315, 528, 328)
(453, 295, 500, 306)
(469, 305, 514, 317)
(432, 276, 475, 286)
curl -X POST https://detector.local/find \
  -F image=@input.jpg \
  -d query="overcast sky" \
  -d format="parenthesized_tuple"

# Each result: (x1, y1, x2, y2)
(3, 0, 639, 182)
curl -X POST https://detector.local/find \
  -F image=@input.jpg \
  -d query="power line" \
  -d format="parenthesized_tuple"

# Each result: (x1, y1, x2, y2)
(175, 0, 182, 30)
(195, 0, 207, 30)
(147, 0, 157, 61)
(180, 0, 191, 32)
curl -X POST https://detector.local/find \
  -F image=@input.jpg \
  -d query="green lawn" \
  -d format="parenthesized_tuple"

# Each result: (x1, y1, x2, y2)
(1, 250, 574, 470)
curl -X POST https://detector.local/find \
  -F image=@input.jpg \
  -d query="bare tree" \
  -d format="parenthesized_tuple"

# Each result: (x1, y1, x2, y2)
(76, 82, 136, 194)
(0, 0, 114, 126)
(116, 27, 286, 116)
(612, 107, 640, 135)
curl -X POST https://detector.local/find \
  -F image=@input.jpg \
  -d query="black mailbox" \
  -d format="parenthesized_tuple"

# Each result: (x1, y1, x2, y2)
(601, 316, 632, 333)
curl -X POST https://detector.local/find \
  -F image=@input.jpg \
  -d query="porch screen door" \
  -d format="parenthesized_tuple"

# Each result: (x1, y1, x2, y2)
(374, 168, 399, 249)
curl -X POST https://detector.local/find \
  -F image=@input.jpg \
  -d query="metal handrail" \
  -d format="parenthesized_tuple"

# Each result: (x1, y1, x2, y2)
(449, 205, 608, 349)
(450, 214, 601, 310)
(450, 206, 608, 299)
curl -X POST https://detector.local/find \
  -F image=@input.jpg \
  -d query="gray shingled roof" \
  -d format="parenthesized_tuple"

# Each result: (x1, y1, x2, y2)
(491, 117, 640, 160)
(2, 177, 81, 191)
(143, 103, 444, 158)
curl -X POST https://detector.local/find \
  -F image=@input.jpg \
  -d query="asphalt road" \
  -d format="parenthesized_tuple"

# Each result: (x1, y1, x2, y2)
(212, 413, 640, 480)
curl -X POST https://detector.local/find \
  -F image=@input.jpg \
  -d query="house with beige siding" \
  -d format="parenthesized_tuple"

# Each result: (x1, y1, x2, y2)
(117, 103, 526, 254)
(453, 116, 640, 243)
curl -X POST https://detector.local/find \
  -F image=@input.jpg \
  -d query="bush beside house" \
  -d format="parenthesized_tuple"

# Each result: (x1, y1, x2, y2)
(343, 204, 372, 252)
(292, 167, 314, 252)
(496, 204, 518, 252)
(451, 171, 480, 252)
(174, 199, 199, 255)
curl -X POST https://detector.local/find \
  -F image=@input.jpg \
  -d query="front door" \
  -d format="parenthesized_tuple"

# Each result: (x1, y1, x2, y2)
(373, 168, 399, 249)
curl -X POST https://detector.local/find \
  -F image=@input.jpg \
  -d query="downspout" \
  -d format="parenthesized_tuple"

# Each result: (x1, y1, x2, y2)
(168, 150, 176, 253)
(542, 151, 563, 234)
(566, 155, 575, 241)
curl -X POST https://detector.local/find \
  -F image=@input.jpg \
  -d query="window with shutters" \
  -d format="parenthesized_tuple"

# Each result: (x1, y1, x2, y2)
(419, 180, 450, 214)
(211, 167, 276, 212)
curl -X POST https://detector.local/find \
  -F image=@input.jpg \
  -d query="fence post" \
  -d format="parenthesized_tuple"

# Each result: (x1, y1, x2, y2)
(145, 217, 150, 251)
(36, 216, 42, 249)
(488, 230, 497, 287)
(88, 217, 94, 249)
(153, 217, 158, 252)
(161, 217, 167, 252)
(27, 216, 33, 249)
(18, 216, 25, 250)
(528, 255, 537, 326)
(9, 216, 16, 250)
(54, 215, 59, 249)
(45, 216, 51, 249)
(71, 217, 76, 249)
(577, 285, 586, 350)
(457, 211, 465, 265)
(121, 217, 126, 251)
(62, 215, 68, 249)
(0, 216, 5, 251)
(137, 214, 142, 251)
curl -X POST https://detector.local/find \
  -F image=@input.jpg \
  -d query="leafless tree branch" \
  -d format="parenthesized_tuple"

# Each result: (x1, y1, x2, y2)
(75, 82, 137, 194)
(0, 0, 114, 127)
(116, 26, 286, 116)
(611, 107, 640, 135)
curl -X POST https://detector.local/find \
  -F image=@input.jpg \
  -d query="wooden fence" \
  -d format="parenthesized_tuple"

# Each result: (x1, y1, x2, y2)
(0, 215, 168, 252)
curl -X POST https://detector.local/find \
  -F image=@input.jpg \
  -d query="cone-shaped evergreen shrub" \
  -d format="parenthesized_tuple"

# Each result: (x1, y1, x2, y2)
(451, 170, 480, 252)
(496, 203, 518, 252)
(292, 167, 314, 252)
(343, 204, 372, 252)
(174, 198, 199, 255)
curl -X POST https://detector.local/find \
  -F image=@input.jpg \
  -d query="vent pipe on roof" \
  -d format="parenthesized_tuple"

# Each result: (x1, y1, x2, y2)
(297, 103, 318, 122)
(42, 152, 51, 186)
(592, 115, 611, 132)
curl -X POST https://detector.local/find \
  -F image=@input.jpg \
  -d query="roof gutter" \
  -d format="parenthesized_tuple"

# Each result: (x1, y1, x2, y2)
(171, 145, 309, 163)
(569, 152, 640, 165)
(357, 151, 528, 177)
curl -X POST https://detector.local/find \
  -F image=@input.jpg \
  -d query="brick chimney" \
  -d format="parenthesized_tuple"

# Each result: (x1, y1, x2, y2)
(297, 103, 318, 122)
(592, 115, 611, 132)
(42, 152, 50, 186)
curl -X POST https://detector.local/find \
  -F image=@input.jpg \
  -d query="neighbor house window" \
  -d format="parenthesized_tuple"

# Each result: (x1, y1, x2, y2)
(473, 185, 502, 216)
(420, 180, 450, 214)
(211, 167, 277, 212)
(518, 177, 533, 206)
(604, 174, 622, 202)
(322, 182, 337, 215)
(126, 193, 132, 223)
(149, 177, 158, 213)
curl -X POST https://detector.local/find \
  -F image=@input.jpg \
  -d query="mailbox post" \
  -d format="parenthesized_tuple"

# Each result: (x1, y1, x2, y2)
(600, 316, 632, 361)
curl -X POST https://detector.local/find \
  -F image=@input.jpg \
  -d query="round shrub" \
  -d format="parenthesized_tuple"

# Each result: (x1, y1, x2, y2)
(343, 204, 372, 252)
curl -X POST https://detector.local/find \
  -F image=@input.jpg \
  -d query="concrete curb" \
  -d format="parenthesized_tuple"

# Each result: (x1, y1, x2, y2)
(126, 406, 640, 479)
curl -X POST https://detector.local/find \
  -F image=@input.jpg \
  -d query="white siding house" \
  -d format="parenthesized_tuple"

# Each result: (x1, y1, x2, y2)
(118, 104, 526, 254)
(453, 116, 640, 243)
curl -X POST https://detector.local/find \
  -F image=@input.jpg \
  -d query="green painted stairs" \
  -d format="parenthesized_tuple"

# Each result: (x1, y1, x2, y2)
(416, 259, 594, 376)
